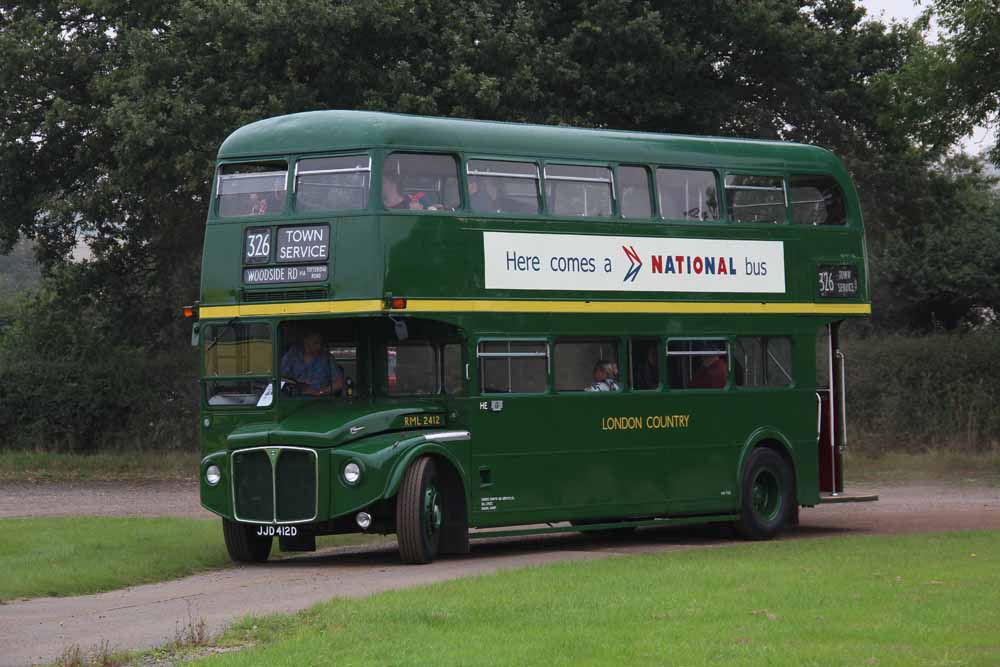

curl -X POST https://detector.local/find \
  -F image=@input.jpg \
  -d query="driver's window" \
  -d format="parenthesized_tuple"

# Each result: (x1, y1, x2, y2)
(278, 321, 357, 398)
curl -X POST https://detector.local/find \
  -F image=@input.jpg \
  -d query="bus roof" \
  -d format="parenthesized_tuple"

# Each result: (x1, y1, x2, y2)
(217, 110, 846, 175)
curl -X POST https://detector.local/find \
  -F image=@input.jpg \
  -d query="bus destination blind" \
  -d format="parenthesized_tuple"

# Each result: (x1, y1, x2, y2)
(244, 264, 328, 284)
(243, 225, 330, 265)
(817, 265, 858, 298)
(243, 224, 330, 284)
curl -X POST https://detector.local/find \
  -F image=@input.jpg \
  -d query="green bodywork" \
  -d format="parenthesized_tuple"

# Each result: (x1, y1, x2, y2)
(198, 111, 869, 535)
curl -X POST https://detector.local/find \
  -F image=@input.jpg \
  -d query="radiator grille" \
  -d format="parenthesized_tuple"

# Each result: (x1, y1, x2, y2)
(231, 447, 317, 523)
(242, 289, 328, 303)
(275, 450, 318, 522)
(232, 450, 273, 522)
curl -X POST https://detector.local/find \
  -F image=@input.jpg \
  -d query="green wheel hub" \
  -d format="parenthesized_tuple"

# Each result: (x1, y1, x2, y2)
(751, 468, 782, 522)
(424, 483, 442, 538)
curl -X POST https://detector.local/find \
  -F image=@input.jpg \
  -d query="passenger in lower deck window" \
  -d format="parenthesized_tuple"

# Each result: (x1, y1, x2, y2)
(689, 353, 728, 389)
(634, 345, 659, 389)
(585, 360, 621, 392)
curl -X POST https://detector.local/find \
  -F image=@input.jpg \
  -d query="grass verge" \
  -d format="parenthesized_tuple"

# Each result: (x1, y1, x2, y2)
(0, 517, 228, 601)
(0, 517, 390, 602)
(847, 448, 1000, 485)
(178, 531, 999, 667)
(0, 450, 200, 482)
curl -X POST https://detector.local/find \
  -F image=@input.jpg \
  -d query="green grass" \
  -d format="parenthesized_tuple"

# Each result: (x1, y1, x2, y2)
(0, 517, 228, 601)
(189, 532, 999, 667)
(0, 517, 389, 601)
(847, 448, 1000, 485)
(0, 450, 199, 481)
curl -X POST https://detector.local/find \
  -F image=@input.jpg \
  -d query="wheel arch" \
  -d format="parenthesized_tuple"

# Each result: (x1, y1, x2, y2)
(737, 428, 799, 505)
(382, 442, 468, 505)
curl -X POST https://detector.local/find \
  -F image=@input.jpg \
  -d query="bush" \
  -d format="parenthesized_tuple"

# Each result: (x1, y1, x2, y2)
(0, 283, 198, 452)
(845, 333, 1000, 454)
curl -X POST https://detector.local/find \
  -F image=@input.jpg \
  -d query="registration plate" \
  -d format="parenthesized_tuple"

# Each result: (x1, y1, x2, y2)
(255, 525, 298, 537)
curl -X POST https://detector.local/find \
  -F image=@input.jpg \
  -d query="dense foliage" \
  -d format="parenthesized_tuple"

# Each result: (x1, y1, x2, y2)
(0, 1, 997, 450)
(846, 333, 1000, 454)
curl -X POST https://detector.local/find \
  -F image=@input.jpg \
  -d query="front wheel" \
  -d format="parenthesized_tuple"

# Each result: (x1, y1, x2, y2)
(736, 448, 794, 540)
(222, 519, 272, 563)
(396, 456, 444, 564)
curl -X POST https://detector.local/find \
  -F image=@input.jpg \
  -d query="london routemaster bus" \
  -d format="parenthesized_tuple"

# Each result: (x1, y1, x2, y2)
(194, 111, 876, 565)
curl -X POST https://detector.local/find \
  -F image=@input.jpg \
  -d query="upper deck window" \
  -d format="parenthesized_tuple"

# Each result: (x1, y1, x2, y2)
(544, 165, 613, 218)
(657, 169, 720, 221)
(295, 155, 370, 213)
(383, 153, 460, 211)
(618, 166, 652, 219)
(789, 175, 846, 226)
(725, 175, 787, 224)
(467, 160, 540, 215)
(217, 162, 288, 218)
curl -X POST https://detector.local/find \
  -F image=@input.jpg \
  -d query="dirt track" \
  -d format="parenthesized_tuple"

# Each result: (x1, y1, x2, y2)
(1, 481, 998, 667)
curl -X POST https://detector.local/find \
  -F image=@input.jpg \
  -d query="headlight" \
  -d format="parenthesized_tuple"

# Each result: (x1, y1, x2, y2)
(205, 464, 222, 486)
(343, 462, 361, 485)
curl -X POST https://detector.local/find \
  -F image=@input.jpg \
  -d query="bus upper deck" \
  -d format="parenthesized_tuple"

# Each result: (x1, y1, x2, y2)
(199, 110, 869, 320)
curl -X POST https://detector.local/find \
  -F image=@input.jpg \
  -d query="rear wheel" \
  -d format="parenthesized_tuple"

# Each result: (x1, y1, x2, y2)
(736, 448, 794, 540)
(396, 456, 444, 564)
(222, 519, 272, 563)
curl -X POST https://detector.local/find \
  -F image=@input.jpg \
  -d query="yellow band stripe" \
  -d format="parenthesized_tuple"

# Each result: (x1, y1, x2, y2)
(199, 299, 870, 319)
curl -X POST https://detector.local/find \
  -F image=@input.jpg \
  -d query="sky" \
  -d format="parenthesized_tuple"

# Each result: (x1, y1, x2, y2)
(859, 0, 994, 155)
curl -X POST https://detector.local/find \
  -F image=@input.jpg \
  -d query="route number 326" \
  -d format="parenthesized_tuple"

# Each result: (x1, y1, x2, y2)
(246, 231, 271, 260)
(818, 271, 835, 294)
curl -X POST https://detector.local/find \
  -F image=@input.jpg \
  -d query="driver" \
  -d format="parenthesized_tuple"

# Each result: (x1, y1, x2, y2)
(280, 331, 343, 396)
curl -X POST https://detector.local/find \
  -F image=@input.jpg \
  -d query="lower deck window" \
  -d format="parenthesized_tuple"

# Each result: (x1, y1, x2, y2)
(667, 339, 729, 389)
(630, 337, 660, 390)
(387, 343, 439, 395)
(386, 342, 463, 396)
(734, 337, 793, 387)
(478, 340, 547, 393)
(555, 340, 620, 392)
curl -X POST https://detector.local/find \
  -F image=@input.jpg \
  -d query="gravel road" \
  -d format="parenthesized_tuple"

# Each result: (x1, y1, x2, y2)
(0, 481, 209, 519)
(1, 480, 997, 667)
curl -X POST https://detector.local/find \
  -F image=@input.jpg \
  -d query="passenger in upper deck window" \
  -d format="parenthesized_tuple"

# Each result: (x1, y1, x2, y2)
(280, 331, 344, 397)
(585, 360, 621, 392)
(248, 177, 286, 216)
(469, 176, 500, 212)
(382, 172, 441, 211)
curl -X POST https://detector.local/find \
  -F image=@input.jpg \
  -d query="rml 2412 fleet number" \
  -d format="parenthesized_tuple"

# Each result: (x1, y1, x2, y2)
(255, 525, 297, 537)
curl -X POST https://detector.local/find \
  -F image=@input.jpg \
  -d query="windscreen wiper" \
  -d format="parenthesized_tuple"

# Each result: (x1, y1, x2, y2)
(204, 318, 239, 352)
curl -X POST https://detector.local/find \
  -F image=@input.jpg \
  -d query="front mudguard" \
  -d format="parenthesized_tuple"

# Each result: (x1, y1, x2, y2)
(329, 430, 469, 520)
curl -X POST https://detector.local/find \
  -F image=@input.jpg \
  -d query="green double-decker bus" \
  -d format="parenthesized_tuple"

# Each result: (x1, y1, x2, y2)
(196, 111, 873, 564)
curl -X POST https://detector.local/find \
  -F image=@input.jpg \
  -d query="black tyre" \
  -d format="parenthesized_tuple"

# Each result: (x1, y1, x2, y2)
(222, 519, 272, 563)
(396, 456, 444, 564)
(736, 448, 795, 540)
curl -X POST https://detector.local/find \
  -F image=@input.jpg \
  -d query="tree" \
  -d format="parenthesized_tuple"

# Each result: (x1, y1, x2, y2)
(858, 153, 1000, 330)
(884, 0, 1000, 164)
(0, 0, 943, 345)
